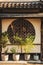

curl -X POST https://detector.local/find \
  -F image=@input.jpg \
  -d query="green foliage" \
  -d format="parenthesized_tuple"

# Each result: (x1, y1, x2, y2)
(5, 48, 8, 54)
(24, 42, 34, 53)
(10, 47, 16, 53)
(13, 33, 35, 45)
(13, 35, 23, 44)
(0, 32, 8, 48)
(24, 34, 35, 53)
(13, 33, 35, 53)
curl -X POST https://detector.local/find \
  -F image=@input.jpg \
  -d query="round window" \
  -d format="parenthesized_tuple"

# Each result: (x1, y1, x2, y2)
(7, 18, 35, 44)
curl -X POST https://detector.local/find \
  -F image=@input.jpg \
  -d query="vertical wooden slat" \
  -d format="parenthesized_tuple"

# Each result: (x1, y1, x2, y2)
(0, 19, 2, 60)
(41, 18, 43, 61)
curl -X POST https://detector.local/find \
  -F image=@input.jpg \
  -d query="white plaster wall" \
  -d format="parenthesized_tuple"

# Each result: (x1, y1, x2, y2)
(2, 19, 15, 32)
(27, 19, 41, 44)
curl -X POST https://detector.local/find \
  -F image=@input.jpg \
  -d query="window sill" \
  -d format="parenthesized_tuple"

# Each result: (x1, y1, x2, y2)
(0, 60, 43, 64)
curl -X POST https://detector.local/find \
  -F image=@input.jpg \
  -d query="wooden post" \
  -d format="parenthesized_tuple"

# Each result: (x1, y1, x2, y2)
(41, 18, 43, 61)
(0, 19, 2, 61)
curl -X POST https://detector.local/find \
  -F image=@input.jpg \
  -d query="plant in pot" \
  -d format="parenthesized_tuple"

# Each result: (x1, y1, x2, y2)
(10, 47, 20, 61)
(13, 33, 26, 60)
(13, 33, 35, 60)
(4, 48, 9, 61)
(24, 34, 35, 61)
(2, 48, 9, 61)
(33, 53, 39, 61)
(0, 32, 9, 61)
(13, 33, 26, 53)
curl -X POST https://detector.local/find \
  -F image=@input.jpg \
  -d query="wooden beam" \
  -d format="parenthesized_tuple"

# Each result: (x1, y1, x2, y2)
(0, 19, 2, 61)
(0, 13, 43, 18)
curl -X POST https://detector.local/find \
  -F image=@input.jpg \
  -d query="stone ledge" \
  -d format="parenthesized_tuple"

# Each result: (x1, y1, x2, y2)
(0, 61, 27, 63)
(0, 60, 43, 64)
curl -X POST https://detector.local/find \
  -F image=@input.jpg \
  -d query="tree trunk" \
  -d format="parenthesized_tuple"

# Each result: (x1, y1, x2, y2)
(21, 45, 22, 53)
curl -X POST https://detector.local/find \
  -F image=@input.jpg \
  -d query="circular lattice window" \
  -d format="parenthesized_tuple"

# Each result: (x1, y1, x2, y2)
(7, 18, 35, 45)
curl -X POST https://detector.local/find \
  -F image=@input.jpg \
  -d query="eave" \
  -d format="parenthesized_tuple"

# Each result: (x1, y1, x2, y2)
(0, 1, 43, 13)
(0, 1, 43, 18)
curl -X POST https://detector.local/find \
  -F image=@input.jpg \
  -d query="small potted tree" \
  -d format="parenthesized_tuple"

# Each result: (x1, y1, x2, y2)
(10, 47, 20, 61)
(0, 32, 9, 61)
(13, 33, 35, 60)
(24, 35, 35, 60)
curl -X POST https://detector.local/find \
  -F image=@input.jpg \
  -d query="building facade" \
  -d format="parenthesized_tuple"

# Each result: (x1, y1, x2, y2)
(0, 0, 43, 61)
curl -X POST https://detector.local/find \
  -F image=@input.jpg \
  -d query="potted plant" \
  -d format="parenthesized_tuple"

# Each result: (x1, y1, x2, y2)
(24, 35, 35, 60)
(0, 32, 9, 61)
(13, 33, 26, 53)
(13, 33, 35, 60)
(1, 48, 9, 61)
(10, 47, 20, 61)
(13, 33, 26, 60)
(33, 53, 39, 61)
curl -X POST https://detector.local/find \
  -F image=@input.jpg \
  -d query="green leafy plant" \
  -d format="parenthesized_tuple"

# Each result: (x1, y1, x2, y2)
(13, 33, 35, 53)
(0, 31, 8, 54)
(10, 47, 20, 61)
(5, 48, 8, 54)
(10, 47, 16, 53)
(24, 36, 34, 53)
(0, 32, 8, 48)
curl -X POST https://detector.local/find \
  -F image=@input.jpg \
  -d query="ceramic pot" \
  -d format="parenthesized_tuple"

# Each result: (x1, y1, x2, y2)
(25, 54, 30, 60)
(34, 55, 39, 61)
(13, 54, 20, 61)
(1, 54, 8, 61)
